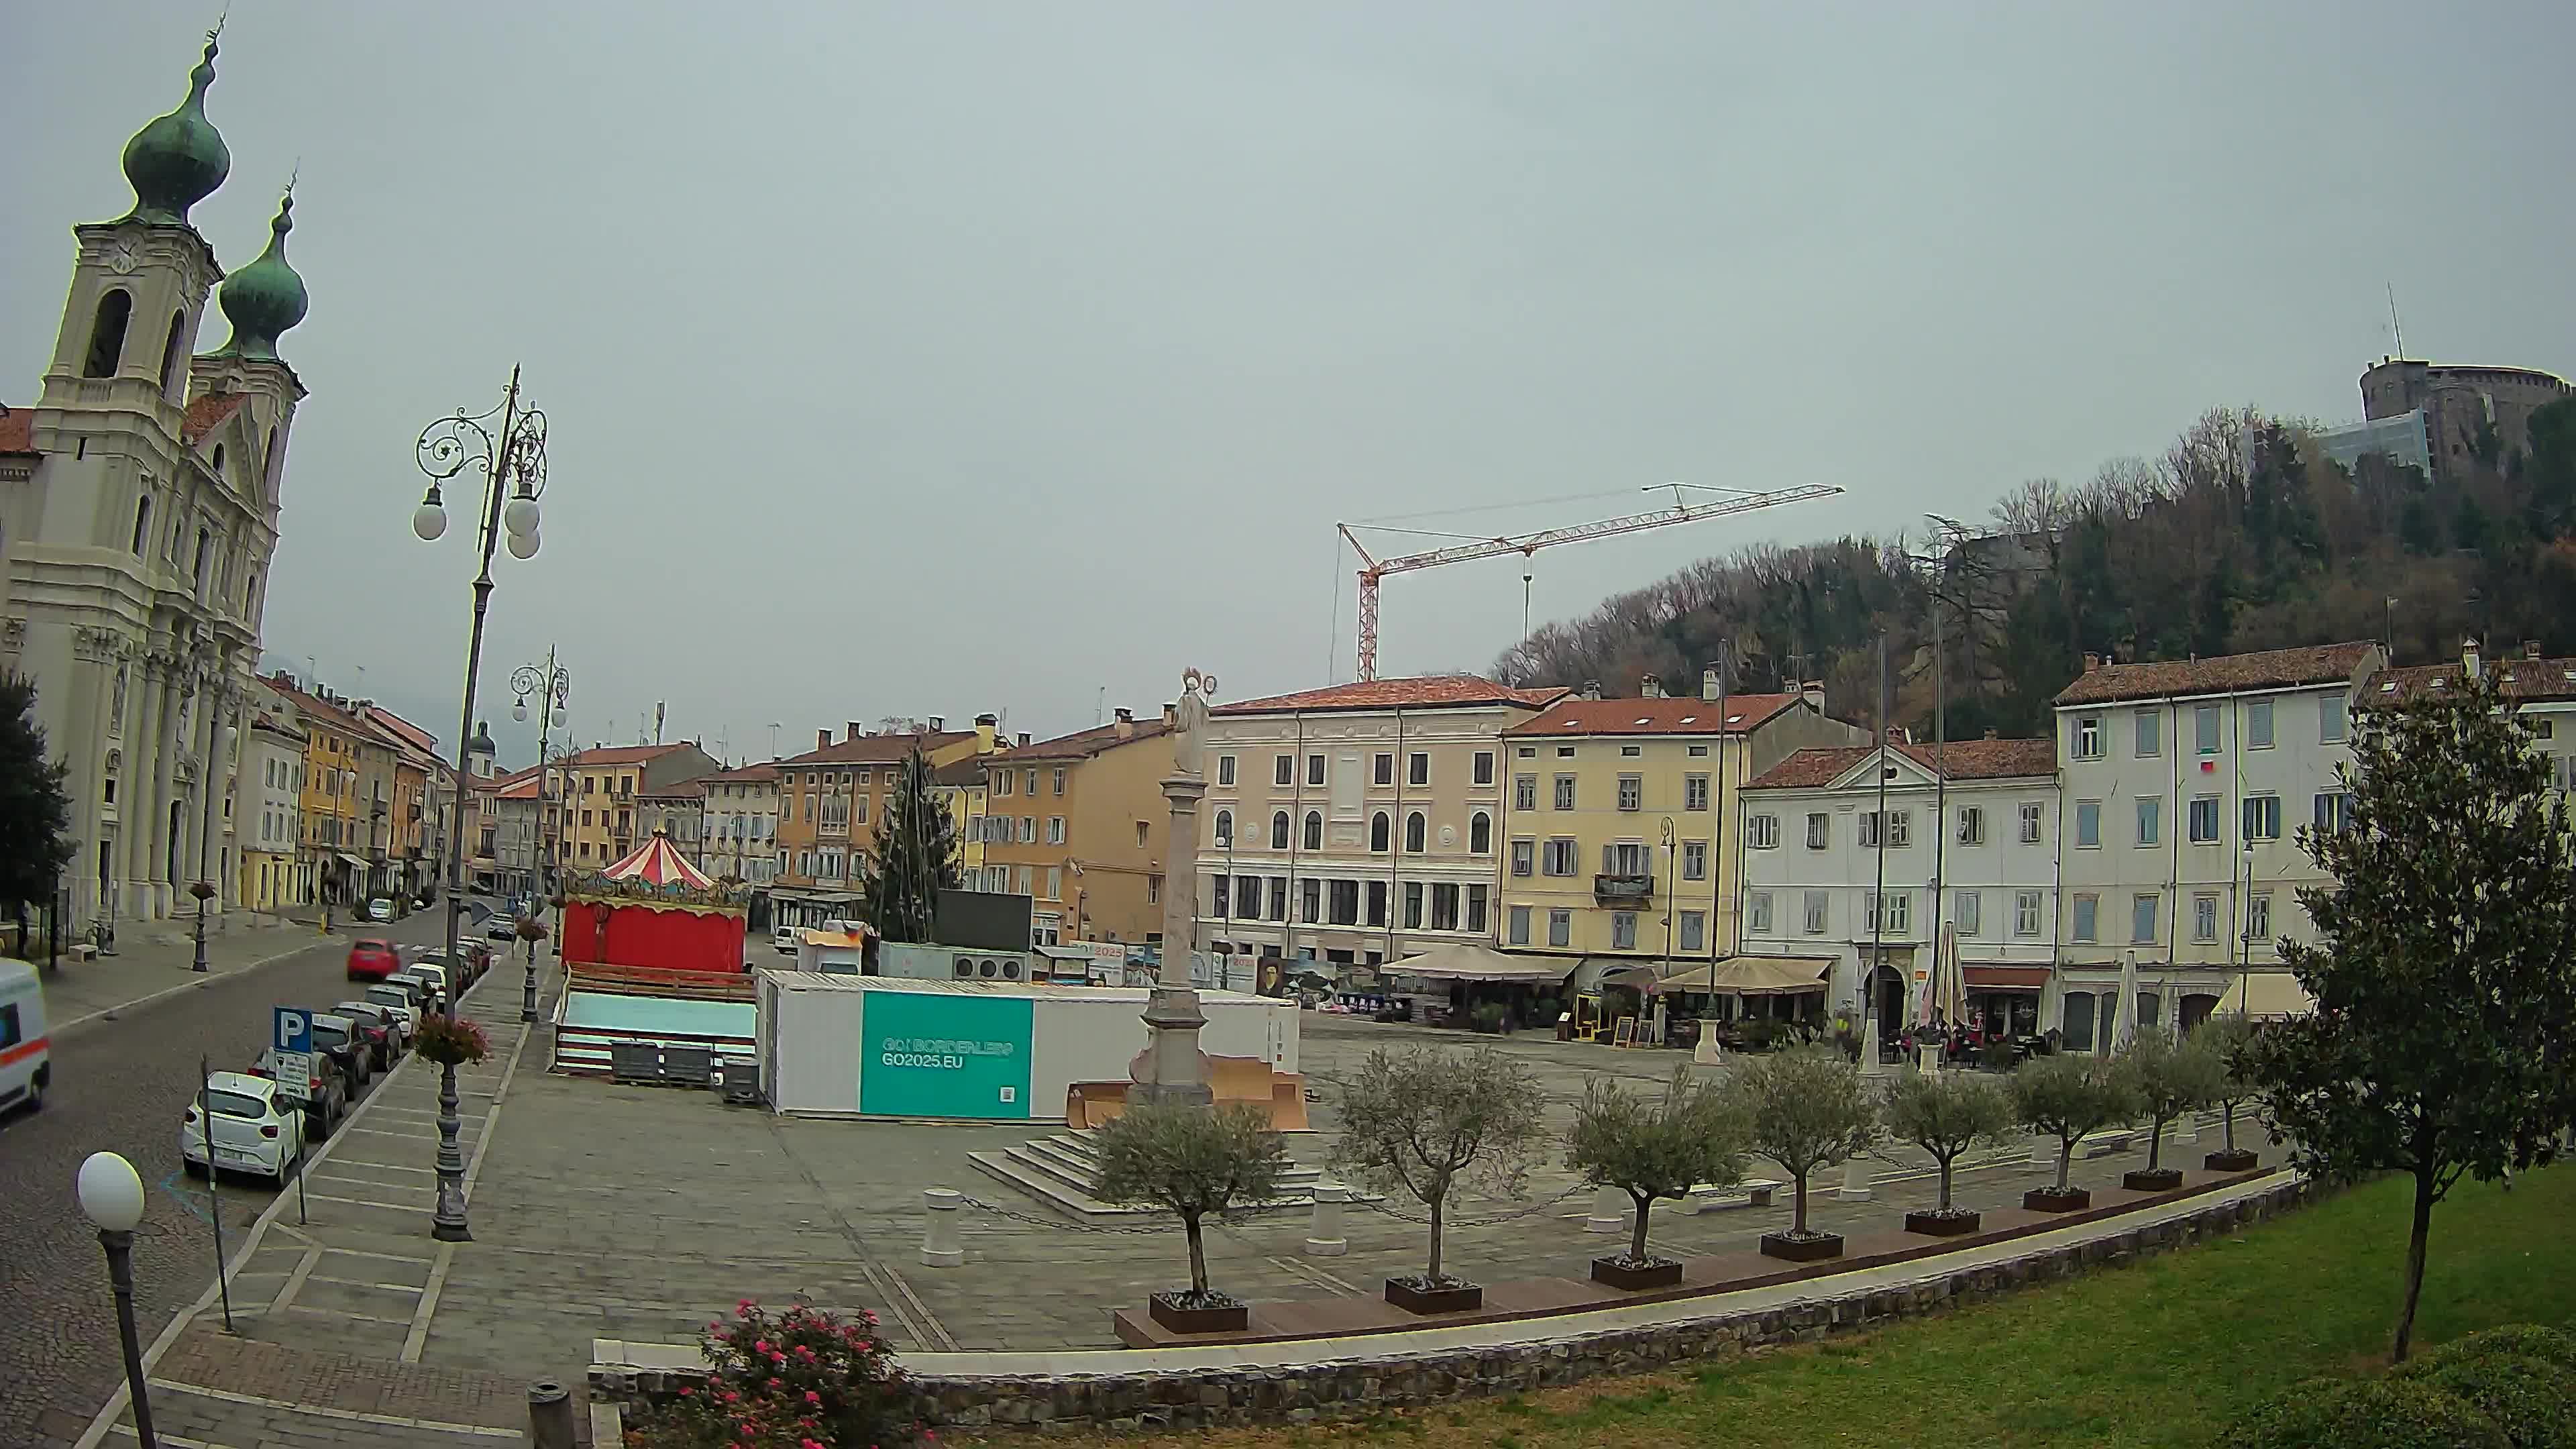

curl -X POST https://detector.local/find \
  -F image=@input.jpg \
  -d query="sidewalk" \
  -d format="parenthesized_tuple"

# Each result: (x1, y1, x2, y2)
(42, 912, 341, 1034)
(78, 949, 563, 1449)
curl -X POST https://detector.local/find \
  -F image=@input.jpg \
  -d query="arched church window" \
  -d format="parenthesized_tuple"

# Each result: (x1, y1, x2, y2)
(158, 311, 186, 396)
(129, 496, 152, 555)
(84, 290, 133, 378)
(211, 443, 225, 476)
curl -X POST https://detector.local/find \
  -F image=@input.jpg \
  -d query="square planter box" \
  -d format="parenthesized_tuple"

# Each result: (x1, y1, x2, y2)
(2204, 1148, 2260, 1173)
(1759, 1231, 1844, 1263)
(1591, 1255, 1684, 1290)
(2123, 1167, 2185, 1192)
(2023, 1187, 2092, 1213)
(1383, 1277, 1483, 1315)
(1146, 1292, 1248, 1336)
(1904, 1209, 1982, 1236)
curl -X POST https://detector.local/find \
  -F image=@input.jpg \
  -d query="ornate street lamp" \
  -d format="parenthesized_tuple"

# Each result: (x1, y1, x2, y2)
(78, 1150, 158, 1449)
(188, 879, 215, 973)
(511, 651, 569, 1023)
(410, 367, 549, 1244)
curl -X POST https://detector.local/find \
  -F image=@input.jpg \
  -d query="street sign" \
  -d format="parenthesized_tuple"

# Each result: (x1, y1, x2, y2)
(272, 1007, 314, 1106)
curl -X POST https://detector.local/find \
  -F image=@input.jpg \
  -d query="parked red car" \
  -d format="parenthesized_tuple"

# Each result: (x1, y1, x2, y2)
(345, 938, 400, 981)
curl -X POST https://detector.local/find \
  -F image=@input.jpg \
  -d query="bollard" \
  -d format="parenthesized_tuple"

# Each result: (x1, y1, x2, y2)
(1304, 1182, 1350, 1256)
(920, 1187, 965, 1268)
(1837, 1152, 1874, 1201)
(527, 1379, 576, 1449)
(1585, 1184, 1628, 1233)
(2176, 1111, 2199, 1145)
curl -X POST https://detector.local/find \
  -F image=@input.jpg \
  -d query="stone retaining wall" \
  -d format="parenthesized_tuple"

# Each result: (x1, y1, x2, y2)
(597, 1178, 2310, 1434)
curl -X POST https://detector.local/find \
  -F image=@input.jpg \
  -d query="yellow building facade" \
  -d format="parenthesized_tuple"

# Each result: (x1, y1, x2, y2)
(979, 709, 1172, 947)
(1497, 683, 1864, 976)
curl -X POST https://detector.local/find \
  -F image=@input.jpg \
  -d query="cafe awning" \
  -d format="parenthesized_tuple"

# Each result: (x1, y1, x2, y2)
(1618, 955, 1833, 996)
(2217, 970, 2315, 1020)
(1387, 943, 1575, 984)
(335, 853, 368, 870)
(1962, 964, 2053, 991)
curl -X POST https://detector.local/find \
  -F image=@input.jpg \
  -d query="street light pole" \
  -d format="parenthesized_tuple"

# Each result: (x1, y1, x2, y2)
(189, 879, 211, 972)
(512, 650, 569, 1025)
(412, 366, 549, 1245)
(78, 1151, 157, 1449)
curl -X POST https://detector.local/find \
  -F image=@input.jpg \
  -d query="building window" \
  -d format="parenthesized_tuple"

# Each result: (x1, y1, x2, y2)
(1617, 775, 1642, 812)
(1217, 755, 1236, 786)
(1214, 809, 1232, 846)
(1403, 811, 1426, 853)
(1803, 890, 1829, 935)
(1468, 811, 1491, 853)
(1887, 810, 1911, 847)
(1681, 839, 1707, 880)
(2190, 795, 2220, 843)
(1610, 911, 1636, 949)
(1271, 811, 1290, 849)
(1510, 839, 1534, 876)
(84, 288, 132, 377)
(1472, 751, 1494, 786)
(1507, 904, 1532, 946)
(2015, 890, 2043, 938)
(1748, 814, 1780, 849)
(1553, 775, 1576, 810)
(1373, 753, 1394, 786)
(1542, 837, 1578, 875)
(1052, 768, 1067, 794)
(2314, 791, 2351, 833)
(1748, 891, 1774, 932)
(2019, 802, 2043, 843)
(2135, 797, 2161, 846)
(1274, 754, 1294, 786)
(2132, 894, 2159, 945)
(1465, 883, 1487, 934)
(1367, 878, 1387, 926)
(1513, 775, 1537, 810)
(1621, 745, 1642, 758)
(2072, 893, 2098, 943)
(1148, 875, 1161, 905)
(129, 495, 152, 554)
(2074, 714, 2103, 760)
(1403, 881, 1424, 928)
(1956, 806, 1984, 845)
(1045, 866, 1062, 900)
(1303, 810, 1324, 851)
(1019, 816, 1036, 843)
(1269, 876, 1288, 921)
(2074, 800, 2100, 848)
(2246, 700, 2275, 749)
(1048, 816, 1066, 845)
(1329, 879, 1359, 925)
(1307, 753, 1326, 787)
(1955, 889, 1981, 936)
(2242, 794, 2282, 841)
(2320, 696, 2348, 744)
(2195, 704, 2220, 755)
(2247, 891, 2273, 943)
(2192, 892, 2218, 943)
(1866, 890, 1910, 935)
(2135, 709, 2161, 758)
(996, 771, 1012, 797)
(1371, 812, 1391, 852)
(1670, 773, 1703, 812)
(1557, 745, 1574, 758)
(1805, 812, 1829, 849)
(1303, 878, 1323, 922)
(1548, 908, 1571, 947)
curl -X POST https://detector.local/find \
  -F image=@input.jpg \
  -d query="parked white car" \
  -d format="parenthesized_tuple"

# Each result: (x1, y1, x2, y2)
(181, 1071, 305, 1185)
(773, 926, 798, 956)
(0, 958, 50, 1114)
(358, 983, 421, 1036)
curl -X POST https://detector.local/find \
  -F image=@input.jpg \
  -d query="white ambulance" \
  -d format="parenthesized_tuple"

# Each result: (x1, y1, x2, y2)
(0, 958, 52, 1114)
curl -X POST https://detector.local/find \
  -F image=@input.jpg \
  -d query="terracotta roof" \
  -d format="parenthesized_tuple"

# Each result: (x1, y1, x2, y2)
(257, 675, 367, 737)
(358, 704, 440, 759)
(496, 773, 541, 801)
(2053, 643, 2378, 706)
(930, 757, 988, 788)
(994, 718, 1172, 761)
(2371, 656, 2576, 705)
(774, 731, 973, 767)
(1215, 675, 1567, 716)
(1503, 694, 1803, 737)
(637, 778, 707, 799)
(566, 743, 692, 767)
(181, 392, 249, 445)
(0, 405, 33, 455)
(1747, 737, 2057, 791)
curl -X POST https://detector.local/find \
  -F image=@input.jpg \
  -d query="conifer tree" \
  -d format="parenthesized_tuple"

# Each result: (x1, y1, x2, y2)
(0, 673, 76, 938)
(862, 748, 958, 943)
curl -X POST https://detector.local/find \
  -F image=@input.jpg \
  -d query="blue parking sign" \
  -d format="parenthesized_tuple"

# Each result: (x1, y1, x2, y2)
(272, 1008, 314, 1105)
(274, 1007, 311, 1054)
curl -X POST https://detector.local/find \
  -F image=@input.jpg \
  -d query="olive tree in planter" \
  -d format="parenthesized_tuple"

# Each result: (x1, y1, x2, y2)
(1330, 1045, 1548, 1314)
(2112, 1028, 2226, 1191)
(1881, 1067, 2017, 1236)
(2011, 1052, 2138, 1212)
(1093, 1102, 1289, 1334)
(2191, 1014, 2263, 1172)
(1726, 1044, 1878, 1261)
(1565, 1065, 1750, 1289)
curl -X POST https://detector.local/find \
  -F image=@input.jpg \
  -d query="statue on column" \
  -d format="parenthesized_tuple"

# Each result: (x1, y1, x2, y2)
(1171, 667, 1216, 776)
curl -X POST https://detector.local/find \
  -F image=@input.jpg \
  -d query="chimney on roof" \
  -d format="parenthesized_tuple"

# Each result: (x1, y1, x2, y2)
(1580, 680, 1603, 700)
(2463, 636, 2482, 679)
(1114, 707, 1134, 739)
(928, 715, 945, 733)
(817, 728, 831, 751)
(2526, 639, 2544, 661)
(1802, 680, 1824, 712)
(848, 720, 865, 741)
(2083, 651, 2101, 673)
(975, 714, 998, 752)
(1701, 667, 1721, 702)
(1016, 732, 1031, 747)
(1640, 675, 1664, 699)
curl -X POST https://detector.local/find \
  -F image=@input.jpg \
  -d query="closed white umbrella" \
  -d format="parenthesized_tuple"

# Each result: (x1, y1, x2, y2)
(2109, 949, 2140, 1055)
(1935, 924, 1970, 1029)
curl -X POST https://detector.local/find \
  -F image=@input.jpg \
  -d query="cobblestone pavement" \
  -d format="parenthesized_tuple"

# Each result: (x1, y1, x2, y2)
(0, 909, 459, 1448)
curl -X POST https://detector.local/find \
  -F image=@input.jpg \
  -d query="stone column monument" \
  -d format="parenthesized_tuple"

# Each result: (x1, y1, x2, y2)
(1130, 667, 1217, 1108)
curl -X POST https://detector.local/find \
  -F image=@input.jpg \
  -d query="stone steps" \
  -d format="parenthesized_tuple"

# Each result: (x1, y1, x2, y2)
(966, 1130, 1348, 1223)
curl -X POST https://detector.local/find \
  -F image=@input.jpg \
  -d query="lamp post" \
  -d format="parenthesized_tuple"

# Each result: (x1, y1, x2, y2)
(188, 879, 213, 972)
(412, 366, 549, 1244)
(77, 1150, 158, 1449)
(512, 651, 570, 1024)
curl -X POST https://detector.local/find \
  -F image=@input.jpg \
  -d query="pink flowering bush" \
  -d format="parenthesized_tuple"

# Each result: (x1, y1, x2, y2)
(626, 1300, 906, 1448)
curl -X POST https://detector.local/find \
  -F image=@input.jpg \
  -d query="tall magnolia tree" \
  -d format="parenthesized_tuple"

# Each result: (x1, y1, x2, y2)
(863, 748, 959, 944)
(2245, 669, 2576, 1362)
(0, 674, 76, 940)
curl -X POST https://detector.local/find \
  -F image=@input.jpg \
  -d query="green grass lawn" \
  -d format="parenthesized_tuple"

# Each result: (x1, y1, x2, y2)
(1003, 1165, 2573, 1449)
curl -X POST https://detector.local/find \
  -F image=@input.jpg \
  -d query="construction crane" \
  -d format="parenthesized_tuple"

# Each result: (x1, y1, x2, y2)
(1337, 482, 1844, 682)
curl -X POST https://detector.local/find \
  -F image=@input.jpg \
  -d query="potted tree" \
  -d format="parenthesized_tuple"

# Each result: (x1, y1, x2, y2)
(1330, 1046, 1548, 1313)
(1566, 1065, 1750, 1289)
(2114, 1028, 2225, 1191)
(1727, 1044, 1878, 1261)
(2192, 1015, 2264, 1172)
(1882, 1067, 2017, 1235)
(1092, 1102, 1289, 1334)
(2011, 1052, 2138, 1212)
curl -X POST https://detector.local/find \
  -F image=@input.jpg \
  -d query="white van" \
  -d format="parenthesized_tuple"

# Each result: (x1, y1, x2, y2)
(0, 958, 52, 1114)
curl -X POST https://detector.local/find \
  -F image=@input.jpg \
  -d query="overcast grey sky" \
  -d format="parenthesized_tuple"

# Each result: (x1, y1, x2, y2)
(9, 3, 2575, 763)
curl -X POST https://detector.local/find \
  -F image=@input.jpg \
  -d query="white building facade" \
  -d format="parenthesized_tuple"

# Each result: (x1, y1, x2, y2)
(2050, 643, 2383, 1049)
(1190, 676, 1564, 974)
(699, 763, 782, 884)
(1737, 738, 2061, 1041)
(237, 708, 305, 911)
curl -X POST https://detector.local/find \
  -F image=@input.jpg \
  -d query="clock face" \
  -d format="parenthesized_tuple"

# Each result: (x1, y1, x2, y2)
(108, 242, 140, 275)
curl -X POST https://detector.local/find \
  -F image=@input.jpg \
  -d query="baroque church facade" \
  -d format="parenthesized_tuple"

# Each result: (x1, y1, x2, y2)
(0, 31, 312, 928)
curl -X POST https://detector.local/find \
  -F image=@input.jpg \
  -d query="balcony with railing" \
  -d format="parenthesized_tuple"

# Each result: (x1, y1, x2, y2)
(1594, 873, 1655, 904)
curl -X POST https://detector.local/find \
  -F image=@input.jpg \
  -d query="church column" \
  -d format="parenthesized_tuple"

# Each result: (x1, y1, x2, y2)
(199, 685, 233, 912)
(125, 660, 168, 918)
(150, 659, 188, 918)
(62, 637, 114, 926)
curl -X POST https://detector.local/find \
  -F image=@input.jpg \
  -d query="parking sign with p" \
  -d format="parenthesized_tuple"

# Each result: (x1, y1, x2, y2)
(272, 1007, 314, 1105)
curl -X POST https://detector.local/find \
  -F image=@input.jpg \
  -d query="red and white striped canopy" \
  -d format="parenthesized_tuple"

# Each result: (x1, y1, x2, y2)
(598, 833, 714, 890)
